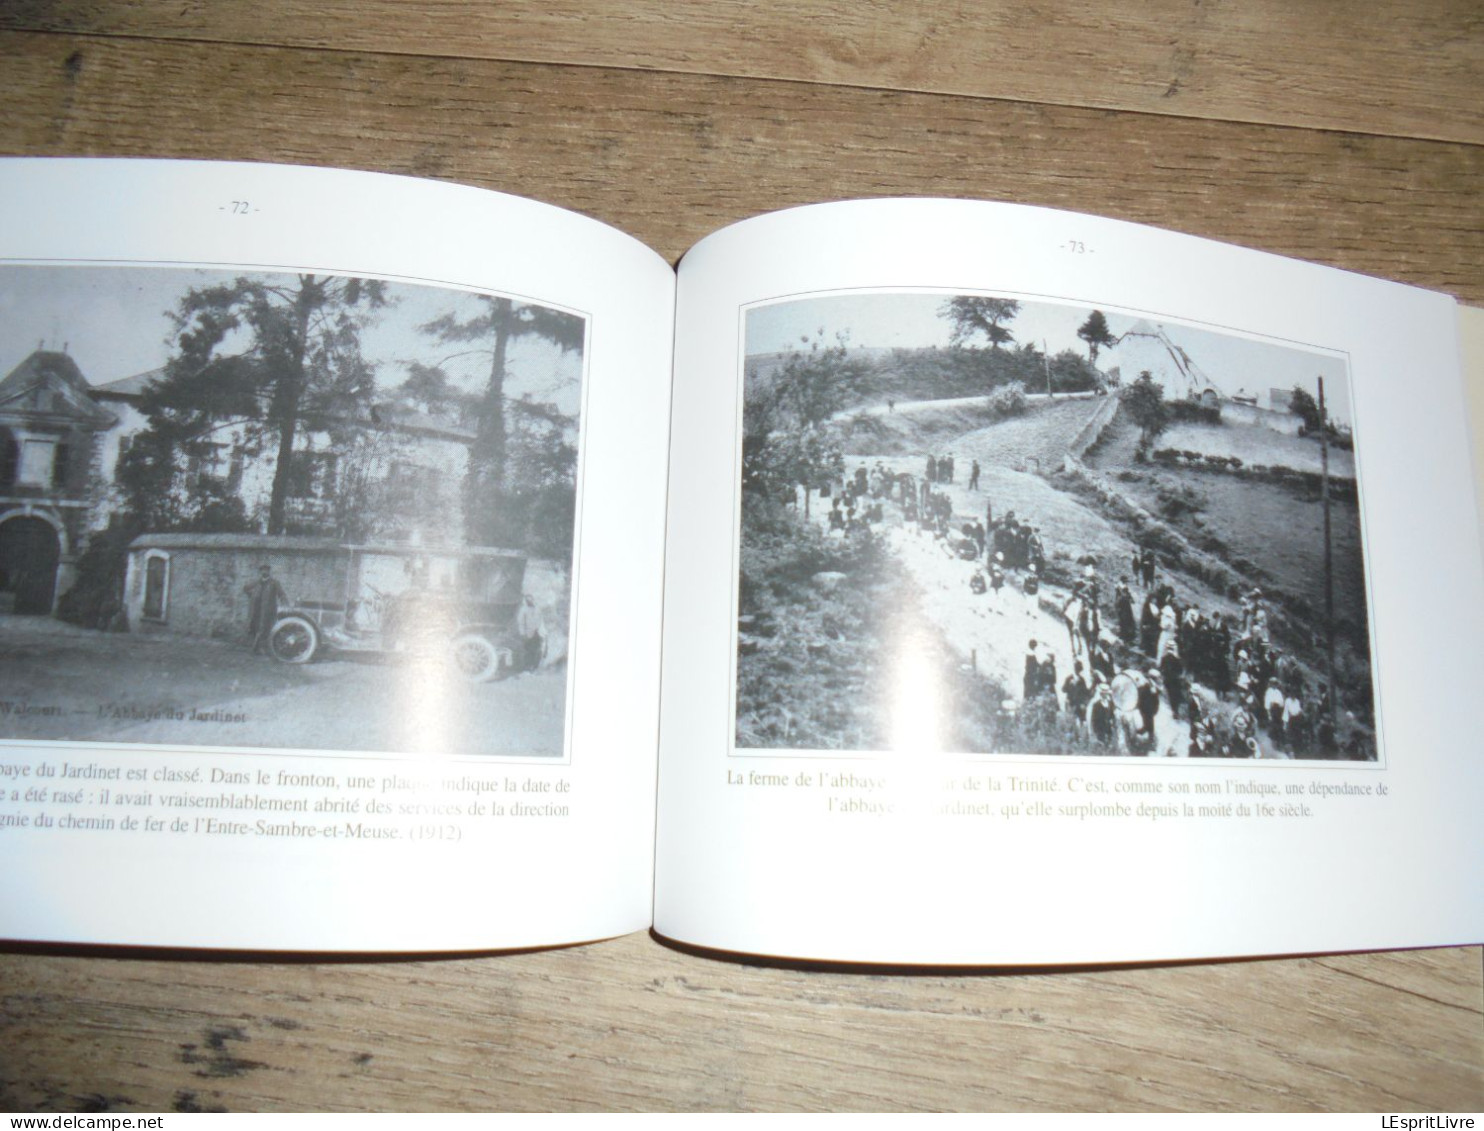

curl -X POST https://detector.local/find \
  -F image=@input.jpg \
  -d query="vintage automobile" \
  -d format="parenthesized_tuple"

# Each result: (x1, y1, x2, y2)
(268, 543, 529, 682)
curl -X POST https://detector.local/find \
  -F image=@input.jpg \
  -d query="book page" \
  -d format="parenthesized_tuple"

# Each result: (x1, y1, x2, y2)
(655, 198, 1484, 964)
(0, 159, 675, 951)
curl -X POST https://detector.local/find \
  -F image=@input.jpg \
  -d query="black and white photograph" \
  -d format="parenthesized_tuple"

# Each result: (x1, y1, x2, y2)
(735, 290, 1377, 761)
(0, 265, 586, 758)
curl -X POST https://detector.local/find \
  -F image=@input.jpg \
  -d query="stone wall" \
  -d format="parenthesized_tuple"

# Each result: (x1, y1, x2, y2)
(125, 538, 346, 639)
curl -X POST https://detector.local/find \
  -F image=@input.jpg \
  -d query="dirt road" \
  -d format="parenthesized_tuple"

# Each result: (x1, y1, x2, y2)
(0, 614, 565, 758)
(817, 457, 1196, 756)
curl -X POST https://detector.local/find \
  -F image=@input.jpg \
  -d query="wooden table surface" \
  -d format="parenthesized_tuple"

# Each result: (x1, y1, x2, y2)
(2, 1, 1481, 1113)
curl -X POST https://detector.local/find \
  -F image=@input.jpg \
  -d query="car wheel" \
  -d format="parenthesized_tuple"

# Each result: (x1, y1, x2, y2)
(451, 632, 506, 683)
(270, 615, 320, 664)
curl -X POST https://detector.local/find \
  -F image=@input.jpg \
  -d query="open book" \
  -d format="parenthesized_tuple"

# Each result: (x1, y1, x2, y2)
(1, 159, 1480, 965)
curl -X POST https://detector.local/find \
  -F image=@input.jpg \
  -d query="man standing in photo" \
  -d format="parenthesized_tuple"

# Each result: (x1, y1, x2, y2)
(517, 593, 545, 674)
(245, 563, 288, 656)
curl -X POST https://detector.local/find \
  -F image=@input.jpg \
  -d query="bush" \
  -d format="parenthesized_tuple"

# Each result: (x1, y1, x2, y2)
(985, 380, 1028, 419)
(1170, 399, 1222, 425)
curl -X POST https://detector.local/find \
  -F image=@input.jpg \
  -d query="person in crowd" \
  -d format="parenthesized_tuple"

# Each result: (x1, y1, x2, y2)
(1251, 604, 1270, 646)
(1140, 590, 1162, 655)
(1087, 681, 1118, 751)
(1062, 661, 1092, 734)
(1314, 689, 1336, 757)
(1283, 687, 1308, 757)
(969, 459, 981, 490)
(1265, 676, 1288, 738)
(1135, 667, 1161, 741)
(1157, 598, 1179, 659)
(1160, 647, 1187, 722)
(1188, 721, 1217, 758)
(1088, 639, 1116, 686)
(1224, 698, 1260, 758)
(1023, 639, 1042, 702)
(1208, 612, 1232, 694)
(1037, 643, 1058, 704)
(1023, 562, 1041, 608)
(1115, 578, 1137, 646)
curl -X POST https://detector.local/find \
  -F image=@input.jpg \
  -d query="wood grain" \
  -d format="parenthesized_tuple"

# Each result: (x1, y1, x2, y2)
(2, 32, 1482, 302)
(3, 1, 1481, 144)
(0, 5, 1481, 1115)
(2, 940, 1480, 1111)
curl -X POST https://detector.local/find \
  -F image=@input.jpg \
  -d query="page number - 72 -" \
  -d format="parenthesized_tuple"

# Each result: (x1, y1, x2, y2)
(222, 201, 256, 215)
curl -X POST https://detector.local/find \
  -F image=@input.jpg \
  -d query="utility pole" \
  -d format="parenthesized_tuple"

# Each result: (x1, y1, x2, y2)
(1318, 376, 1337, 746)
(1043, 341, 1053, 398)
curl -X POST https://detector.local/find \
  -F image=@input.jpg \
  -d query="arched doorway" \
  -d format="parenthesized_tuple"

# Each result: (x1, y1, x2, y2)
(0, 515, 61, 615)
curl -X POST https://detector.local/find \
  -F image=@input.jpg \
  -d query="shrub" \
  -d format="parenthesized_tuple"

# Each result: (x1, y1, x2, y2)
(1170, 399, 1222, 425)
(985, 380, 1028, 418)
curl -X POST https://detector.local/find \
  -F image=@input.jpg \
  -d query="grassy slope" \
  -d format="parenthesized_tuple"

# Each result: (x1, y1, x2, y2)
(749, 344, 1100, 415)
(837, 396, 1106, 468)
(1085, 407, 1372, 647)
(1160, 420, 1356, 478)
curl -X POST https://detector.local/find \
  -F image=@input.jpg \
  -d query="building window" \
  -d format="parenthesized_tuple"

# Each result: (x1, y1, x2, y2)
(142, 552, 170, 621)
(51, 441, 70, 489)
(0, 431, 15, 489)
(17, 437, 57, 487)
(187, 442, 230, 489)
(287, 450, 339, 499)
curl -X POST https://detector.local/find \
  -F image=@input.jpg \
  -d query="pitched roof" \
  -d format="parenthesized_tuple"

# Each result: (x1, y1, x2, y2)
(0, 349, 91, 400)
(91, 366, 166, 399)
(0, 350, 116, 427)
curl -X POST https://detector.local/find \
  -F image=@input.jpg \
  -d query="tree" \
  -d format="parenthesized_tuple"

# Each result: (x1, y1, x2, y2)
(120, 274, 385, 535)
(421, 297, 583, 547)
(397, 361, 470, 420)
(1077, 310, 1115, 364)
(498, 395, 580, 559)
(742, 333, 863, 514)
(939, 296, 1020, 350)
(1289, 384, 1323, 434)
(1123, 370, 1169, 447)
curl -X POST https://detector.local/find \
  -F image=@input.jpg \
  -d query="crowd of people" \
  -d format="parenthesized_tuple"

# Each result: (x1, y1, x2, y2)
(812, 452, 1356, 759)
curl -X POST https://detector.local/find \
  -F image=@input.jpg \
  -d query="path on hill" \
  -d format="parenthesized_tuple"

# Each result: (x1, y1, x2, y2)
(815, 455, 1193, 756)
(839, 390, 1098, 420)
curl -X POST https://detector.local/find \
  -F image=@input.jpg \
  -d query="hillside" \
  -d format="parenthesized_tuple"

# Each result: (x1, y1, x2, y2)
(836, 394, 1107, 470)
(1158, 420, 1356, 479)
(1084, 406, 1372, 652)
(747, 344, 1102, 415)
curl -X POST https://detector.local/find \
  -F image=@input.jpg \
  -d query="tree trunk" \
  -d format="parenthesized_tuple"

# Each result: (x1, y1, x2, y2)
(467, 298, 512, 546)
(266, 276, 318, 535)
